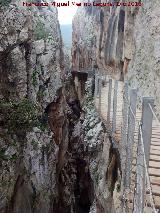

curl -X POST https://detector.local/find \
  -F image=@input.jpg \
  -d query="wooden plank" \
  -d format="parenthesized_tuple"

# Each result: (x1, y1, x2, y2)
(129, 174, 160, 189)
(150, 155, 160, 162)
(149, 168, 160, 177)
(152, 132, 160, 135)
(149, 161, 160, 169)
(148, 184, 160, 196)
(151, 139, 160, 143)
(150, 149, 160, 155)
(151, 136, 160, 140)
(143, 207, 155, 213)
(148, 195, 160, 209)
(128, 196, 160, 211)
(133, 160, 160, 170)
(96, 77, 160, 212)
(150, 176, 160, 186)
(151, 142, 160, 146)
(151, 145, 160, 151)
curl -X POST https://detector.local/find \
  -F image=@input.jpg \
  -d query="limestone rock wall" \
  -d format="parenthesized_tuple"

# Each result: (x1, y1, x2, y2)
(0, 1, 75, 212)
(72, 0, 142, 77)
(126, 0, 160, 116)
(0, 1, 97, 212)
(83, 79, 121, 213)
(72, 0, 160, 116)
(72, 6, 96, 72)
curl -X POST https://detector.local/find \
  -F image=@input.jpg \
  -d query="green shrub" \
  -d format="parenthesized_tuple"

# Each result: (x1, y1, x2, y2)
(31, 139, 38, 150)
(37, 90, 44, 99)
(9, 153, 17, 161)
(35, 21, 50, 40)
(37, 121, 48, 132)
(0, 148, 8, 161)
(0, 147, 17, 161)
(32, 69, 40, 87)
(0, 0, 11, 7)
(35, 111, 48, 132)
(0, 99, 39, 133)
(116, 183, 121, 192)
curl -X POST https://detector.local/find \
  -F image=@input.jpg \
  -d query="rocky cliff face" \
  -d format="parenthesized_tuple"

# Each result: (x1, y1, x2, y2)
(72, 1, 160, 211)
(1, 0, 159, 212)
(72, 6, 96, 72)
(72, 0, 160, 115)
(0, 1, 87, 212)
(126, 0, 160, 116)
(82, 80, 121, 213)
(0, 1, 64, 212)
(72, 0, 142, 76)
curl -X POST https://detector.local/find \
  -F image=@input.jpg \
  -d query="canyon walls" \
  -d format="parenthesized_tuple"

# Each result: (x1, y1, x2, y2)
(72, 0, 160, 115)
(72, 6, 96, 72)
(126, 0, 160, 116)
(72, 1, 160, 211)
(1, 0, 160, 212)
(0, 0, 64, 212)
(82, 80, 121, 213)
(0, 1, 107, 212)
(0, 1, 88, 212)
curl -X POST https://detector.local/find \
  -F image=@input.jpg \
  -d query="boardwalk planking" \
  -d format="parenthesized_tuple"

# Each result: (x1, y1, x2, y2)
(95, 79, 160, 211)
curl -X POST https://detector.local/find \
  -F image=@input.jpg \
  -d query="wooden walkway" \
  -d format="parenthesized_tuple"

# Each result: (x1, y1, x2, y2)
(95, 78, 160, 212)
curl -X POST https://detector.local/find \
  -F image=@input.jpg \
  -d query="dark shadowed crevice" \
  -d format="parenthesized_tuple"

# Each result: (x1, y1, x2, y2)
(44, 78, 95, 213)
(74, 158, 94, 213)
(106, 137, 121, 196)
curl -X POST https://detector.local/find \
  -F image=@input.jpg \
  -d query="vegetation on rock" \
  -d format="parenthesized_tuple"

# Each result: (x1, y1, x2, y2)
(35, 20, 50, 40)
(0, 0, 11, 7)
(32, 69, 40, 87)
(0, 99, 39, 132)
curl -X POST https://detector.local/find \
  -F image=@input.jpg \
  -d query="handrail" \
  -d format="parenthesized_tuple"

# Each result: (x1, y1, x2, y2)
(148, 103, 160, 124)
(93, 73, 159, 213)
(139, 124, 158, 213)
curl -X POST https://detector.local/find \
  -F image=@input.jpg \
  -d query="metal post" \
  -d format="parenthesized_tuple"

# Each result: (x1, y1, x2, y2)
(120, 82, 129, 213)
(112, 80, 118, 134)
(107, 79, 112, 126)
(142, 97, 154, 211)
(97, 77, 100, 97)
(133, 124, 145, 213)
(141, 97, 154, 166)
(121, 82, 129, 175)
(126, 89, 137, 188)
(98, 73, 102, 112)
(104, 73, 107, 82)
(94, 73, 98, 101)
(133, 97, 154, 212)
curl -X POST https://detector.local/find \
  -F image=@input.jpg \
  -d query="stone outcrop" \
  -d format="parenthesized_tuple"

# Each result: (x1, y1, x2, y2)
(126, 0, 160, 116)
(0, 2, 102, 212)
(72, 0, 160, 116)
(83, 80, 121, 213)
(72, 0, 141, 77)
(0, 1, 64, 212)
(72, 6, 96, 72)
(72, 1, 160, 212)
(0, 1, 88, 212)
(1, 0, 159, 212)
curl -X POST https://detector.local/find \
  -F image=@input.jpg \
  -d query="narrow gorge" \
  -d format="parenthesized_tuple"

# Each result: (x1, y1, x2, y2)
(0, 0, 160, 213)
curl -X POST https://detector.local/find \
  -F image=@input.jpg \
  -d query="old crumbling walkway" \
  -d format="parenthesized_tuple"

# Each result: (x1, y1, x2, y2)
(94, 74, 160, 213)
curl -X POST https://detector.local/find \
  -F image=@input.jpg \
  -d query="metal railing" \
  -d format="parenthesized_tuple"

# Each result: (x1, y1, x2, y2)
(94, 73, 159, 213)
